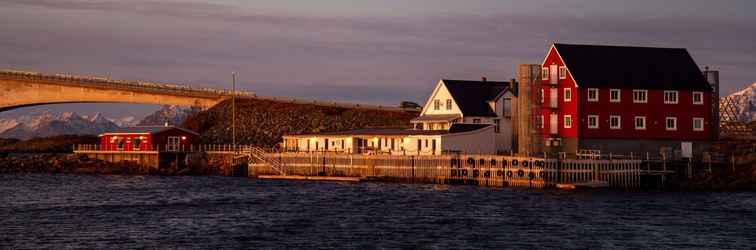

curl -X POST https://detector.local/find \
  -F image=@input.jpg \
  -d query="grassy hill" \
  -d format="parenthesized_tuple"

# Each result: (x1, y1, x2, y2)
(182, 98, 417, 147)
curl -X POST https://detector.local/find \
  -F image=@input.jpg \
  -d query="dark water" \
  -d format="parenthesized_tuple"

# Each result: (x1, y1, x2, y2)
(1, 174, 755, 249)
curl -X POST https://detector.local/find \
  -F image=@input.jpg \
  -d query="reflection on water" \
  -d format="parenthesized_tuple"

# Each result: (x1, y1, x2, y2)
(1, 174, 755, 249)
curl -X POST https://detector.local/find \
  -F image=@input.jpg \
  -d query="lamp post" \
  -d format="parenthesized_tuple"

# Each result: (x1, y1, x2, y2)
(232, 72, 236, 152)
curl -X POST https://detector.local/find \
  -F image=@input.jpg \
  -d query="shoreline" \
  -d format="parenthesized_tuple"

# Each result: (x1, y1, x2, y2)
(1, 153, 754, 191)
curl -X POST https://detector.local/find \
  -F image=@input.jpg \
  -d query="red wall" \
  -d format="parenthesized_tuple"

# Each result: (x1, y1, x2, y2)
(580, 88, 711, 140)
(540, 46, 579, 139)
(100, 134, 153, 151)
(99, 128, 198, 151)
(540, 45, 712, 141)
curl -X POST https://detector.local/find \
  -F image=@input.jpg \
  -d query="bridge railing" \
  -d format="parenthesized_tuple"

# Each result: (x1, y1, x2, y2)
(0, 69, 418, 112)
(0, 70, 253, 98)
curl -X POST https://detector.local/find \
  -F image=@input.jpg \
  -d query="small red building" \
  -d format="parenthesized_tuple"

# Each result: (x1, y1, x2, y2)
(99, 126, 199, 151)
(538, 43, 715, 153)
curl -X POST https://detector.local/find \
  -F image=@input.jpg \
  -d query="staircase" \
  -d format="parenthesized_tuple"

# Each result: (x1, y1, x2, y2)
(236, 146, 287, 175)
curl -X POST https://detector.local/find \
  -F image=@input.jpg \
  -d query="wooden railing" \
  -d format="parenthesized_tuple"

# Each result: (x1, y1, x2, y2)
(250, 152, 642, 188)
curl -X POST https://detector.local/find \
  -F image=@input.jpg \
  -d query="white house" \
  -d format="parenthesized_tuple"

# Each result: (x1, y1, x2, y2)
(412, 79, 514, 152)
(281, 78, 514, 155)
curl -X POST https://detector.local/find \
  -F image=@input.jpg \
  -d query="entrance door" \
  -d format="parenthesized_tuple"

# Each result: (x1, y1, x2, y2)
(549, 113, 558, 135)
(549, 64, 558, 84)
(167, 136, 180, 151)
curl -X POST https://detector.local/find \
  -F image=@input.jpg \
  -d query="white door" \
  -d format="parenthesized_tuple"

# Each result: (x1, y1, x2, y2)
(549, 113, 558, 135)
(549, 65, 558, 85)
(549, 88, 558, 108)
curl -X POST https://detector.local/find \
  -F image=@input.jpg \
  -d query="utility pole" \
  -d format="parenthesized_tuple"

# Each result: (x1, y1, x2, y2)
(232, 72, 236, 152)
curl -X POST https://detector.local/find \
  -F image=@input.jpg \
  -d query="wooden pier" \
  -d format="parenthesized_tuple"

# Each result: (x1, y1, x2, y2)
(247, 152, 643, 189)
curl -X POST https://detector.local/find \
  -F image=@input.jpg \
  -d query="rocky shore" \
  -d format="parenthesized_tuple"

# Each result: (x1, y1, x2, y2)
(0, 154, 221, 175)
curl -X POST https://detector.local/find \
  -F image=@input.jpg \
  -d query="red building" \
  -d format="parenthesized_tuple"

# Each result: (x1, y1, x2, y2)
(99, 126, 199, 151)
(538, 43, 715, 154)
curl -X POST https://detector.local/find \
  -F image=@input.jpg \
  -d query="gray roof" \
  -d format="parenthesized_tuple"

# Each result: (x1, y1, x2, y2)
(442, 80, 511, 117)
(411, 114, 462, 122)
(286, 123, 490, 137)
(101, 126, 199, 135)
(554, 43, 711, 91)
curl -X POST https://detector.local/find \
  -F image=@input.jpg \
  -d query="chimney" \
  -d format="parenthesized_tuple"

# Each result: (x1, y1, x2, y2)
(481, 76, 487, 82)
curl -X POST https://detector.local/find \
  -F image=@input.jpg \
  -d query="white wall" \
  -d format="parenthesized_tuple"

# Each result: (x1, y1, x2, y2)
(441, 126, 496, 155)
(421, 80, 462, 116)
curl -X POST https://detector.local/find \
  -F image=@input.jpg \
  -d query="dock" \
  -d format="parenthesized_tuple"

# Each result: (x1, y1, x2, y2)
(258, 175, 363, 182)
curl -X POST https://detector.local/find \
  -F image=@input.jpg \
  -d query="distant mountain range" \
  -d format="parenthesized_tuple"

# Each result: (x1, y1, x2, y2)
(726, 82, 756, 122)
(0, 105, 196, 140)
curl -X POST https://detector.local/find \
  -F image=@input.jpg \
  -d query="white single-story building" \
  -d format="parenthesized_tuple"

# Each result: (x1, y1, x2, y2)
(282, 124, 495, 155)
(281, 78, 515, 155)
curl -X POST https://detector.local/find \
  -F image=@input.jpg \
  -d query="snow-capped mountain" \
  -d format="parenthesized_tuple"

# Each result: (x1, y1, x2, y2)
(138, 105, 198, 126)
(108, 116, 139, 127)
(0, 111, 120, 140)
(726, 82, 756, 122)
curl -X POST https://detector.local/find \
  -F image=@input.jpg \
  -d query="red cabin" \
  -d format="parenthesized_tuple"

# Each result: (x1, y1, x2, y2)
(539, 43, 715, 154)
(99, 126, 199, 151)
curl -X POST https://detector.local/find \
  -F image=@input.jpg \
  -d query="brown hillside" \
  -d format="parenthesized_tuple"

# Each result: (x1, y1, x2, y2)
(182, 98, 417, 147)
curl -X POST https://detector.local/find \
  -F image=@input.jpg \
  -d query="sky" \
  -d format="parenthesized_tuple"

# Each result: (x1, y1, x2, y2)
(1, 0, 754, 119)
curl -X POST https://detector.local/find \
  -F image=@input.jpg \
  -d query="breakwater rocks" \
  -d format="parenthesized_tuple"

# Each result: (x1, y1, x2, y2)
(0, 154, 148, 175)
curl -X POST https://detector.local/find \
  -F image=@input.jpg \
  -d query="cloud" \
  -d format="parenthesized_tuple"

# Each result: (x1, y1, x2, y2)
(0, 0, 754, 107)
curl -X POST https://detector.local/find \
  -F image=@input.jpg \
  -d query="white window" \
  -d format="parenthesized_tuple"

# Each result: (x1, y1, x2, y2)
(610, 89, 621, 103)
(550, 65, 558, 84)
(434, 99, 440, 110)
(446, 99, 452, 110)
(610, 115, 621, 129)
(473, 119, 481, 124)
(542, 67, 549, 80)
(587, 115, 599, 129)
(693, 118, 704, 131)
(587, 88, 599, 102)
(538, 115, 544, 129)
(558, 66, 567, 79)
(634, 116, 646, 130)
(664, 91, 679, 104)
(494, 119, 501, 133)
(666, 117, 677, 131)
(632, 90, 648, 103)
(693, 92, 704, 105)
(563, 88, 572, 102)
(564, 115, 572, 129)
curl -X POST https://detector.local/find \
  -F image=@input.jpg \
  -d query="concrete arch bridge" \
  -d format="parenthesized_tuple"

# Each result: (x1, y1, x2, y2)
(0, 70, 252, 112)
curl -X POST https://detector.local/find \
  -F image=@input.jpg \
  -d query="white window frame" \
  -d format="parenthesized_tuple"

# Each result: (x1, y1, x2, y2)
(664, 91, 679, 104)
(634, 116, 646, 130)
(446, 99, 452, 110)
(610, 115, 621, 130)
(558, 66, 567, 79)
(610, 89, 621, 103)
(434, 99, 440, 110)
(587, 115, 599, 129)
(693, 117, 704, 131)
(542, 67, 549, 80)
(563, 88, 572, 102)
(632, 89, 648, 103)
(692, 92, 704, 105)
(563, 115, 572, 129)
(665, 117, 677, 131)
(587, 88, 599, 102)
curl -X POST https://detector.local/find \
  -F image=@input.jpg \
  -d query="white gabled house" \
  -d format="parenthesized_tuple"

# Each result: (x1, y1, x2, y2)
(281, 78, 515, 155)
(412, 79, 515, 152)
